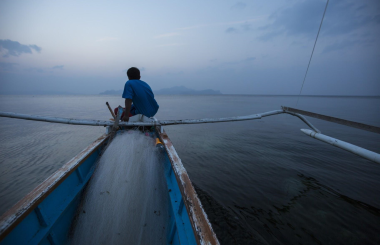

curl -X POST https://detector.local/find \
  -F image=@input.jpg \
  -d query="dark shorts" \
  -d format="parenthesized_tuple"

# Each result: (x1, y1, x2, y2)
(114, 104, 140, 118)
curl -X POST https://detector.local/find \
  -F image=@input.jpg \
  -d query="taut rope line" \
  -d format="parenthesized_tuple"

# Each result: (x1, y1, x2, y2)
(295, 0, 329, 107)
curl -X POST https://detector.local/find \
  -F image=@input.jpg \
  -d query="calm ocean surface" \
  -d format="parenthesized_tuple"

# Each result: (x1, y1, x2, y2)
(0, 95, 379, 244)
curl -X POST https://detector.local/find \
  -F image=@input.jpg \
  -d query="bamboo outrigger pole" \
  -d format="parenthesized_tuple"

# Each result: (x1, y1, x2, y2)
(0, 107, 379, 164)
(301, 129, 380, 164)
(0, 109, 319, 131)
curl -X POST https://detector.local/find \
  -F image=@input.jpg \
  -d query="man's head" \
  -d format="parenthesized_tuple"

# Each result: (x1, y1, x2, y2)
(127, 67, 141, 80)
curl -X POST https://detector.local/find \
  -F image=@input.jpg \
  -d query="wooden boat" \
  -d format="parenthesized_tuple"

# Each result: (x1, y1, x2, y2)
(0, 104, 378, 245)
(0, 113, 219, 245)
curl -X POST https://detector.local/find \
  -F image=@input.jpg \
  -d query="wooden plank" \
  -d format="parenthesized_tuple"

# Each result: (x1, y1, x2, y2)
(105, 102, 116, 119)
(282, 106, 380, 134)
(158, 128, 220, 245)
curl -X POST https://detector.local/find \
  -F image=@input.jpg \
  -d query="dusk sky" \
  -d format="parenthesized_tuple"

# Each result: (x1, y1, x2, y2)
(0, 0, 379, 95)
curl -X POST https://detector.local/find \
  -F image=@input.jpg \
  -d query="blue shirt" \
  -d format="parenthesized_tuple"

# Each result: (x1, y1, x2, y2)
(122, 79, 159, 117)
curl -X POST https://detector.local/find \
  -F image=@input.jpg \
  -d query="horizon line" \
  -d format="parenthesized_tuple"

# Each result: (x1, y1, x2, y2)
(0, 93, 379, 97)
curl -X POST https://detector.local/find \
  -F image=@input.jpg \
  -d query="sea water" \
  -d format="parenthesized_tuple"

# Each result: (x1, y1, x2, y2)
(1, 95, 379, 244)
(69, 130, 168, 245)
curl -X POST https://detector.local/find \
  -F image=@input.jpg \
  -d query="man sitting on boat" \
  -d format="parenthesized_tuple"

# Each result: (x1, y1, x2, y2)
(114, 67, 159, 122)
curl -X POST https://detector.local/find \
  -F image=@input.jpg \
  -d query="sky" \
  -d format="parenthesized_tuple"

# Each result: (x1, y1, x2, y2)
(0, 0, 379, 95)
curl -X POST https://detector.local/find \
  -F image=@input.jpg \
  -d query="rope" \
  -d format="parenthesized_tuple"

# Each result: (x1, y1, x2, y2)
(295, 0, 329, 108)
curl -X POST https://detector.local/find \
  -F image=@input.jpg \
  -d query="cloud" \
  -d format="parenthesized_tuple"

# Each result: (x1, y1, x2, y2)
(0, 39, 41, 57)
(25, 67, 44, 73)
(356, 4, 367, 11)
(323, 14, 378, 36)
(154, 32, 181, 39)
(226, 27, 238, 33)
(322, 40, 358, 53)
(241, 22, 252, 31)
(258, 0, 380, 41)
(222, 57, 256, 65)
(225, 22, 253, 33)
(321, 38, 376, 53)
(258, 1, 326, 41)
(177, 17, 264, 30)
(231, 2, 247, 11)
(52, 65, 64, 70)
(257, 30, 282, 41)
(165, 70, 184, 76)
(29, 45, 42, 53)
(0, 62, 18, 71)
(245, 57, 256, 62)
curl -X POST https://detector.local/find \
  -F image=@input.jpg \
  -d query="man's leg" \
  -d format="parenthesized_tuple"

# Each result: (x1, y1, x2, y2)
(114, 105, 137, 118)
(129, 104, 137, 117)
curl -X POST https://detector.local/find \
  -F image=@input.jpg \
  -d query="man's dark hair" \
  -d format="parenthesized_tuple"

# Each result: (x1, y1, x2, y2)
(127, 67, 140, 80)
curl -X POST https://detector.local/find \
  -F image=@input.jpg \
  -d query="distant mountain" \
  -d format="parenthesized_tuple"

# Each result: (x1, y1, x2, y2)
(155, 86, 222, 95)
(99, 89, 123, 95)
(99, 86, 222, 95)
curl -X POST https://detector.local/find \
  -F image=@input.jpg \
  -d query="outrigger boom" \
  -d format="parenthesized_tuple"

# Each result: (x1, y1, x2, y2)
(0, 109, 319, 131)
(0, 107, 379, 164)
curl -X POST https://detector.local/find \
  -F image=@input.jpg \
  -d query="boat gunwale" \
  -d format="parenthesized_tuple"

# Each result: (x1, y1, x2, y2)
(0, 133, 110, 241)
(157, 127, 220, 245)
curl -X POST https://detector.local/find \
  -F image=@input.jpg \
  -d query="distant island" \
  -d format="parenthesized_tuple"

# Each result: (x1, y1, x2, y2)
(99, 86, 222, 95)
(155, 86, 222, 95)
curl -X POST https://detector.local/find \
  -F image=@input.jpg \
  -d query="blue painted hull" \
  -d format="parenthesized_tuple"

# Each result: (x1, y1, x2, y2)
(0, 126, 218, 245)
(0, 135, 108, 245)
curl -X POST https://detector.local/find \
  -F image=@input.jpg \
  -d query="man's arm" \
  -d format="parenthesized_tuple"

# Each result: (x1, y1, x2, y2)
(122, 99, 132, 122)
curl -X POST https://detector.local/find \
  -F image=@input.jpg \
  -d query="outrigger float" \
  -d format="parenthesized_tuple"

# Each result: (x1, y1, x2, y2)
(0, 105, 379, 245)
